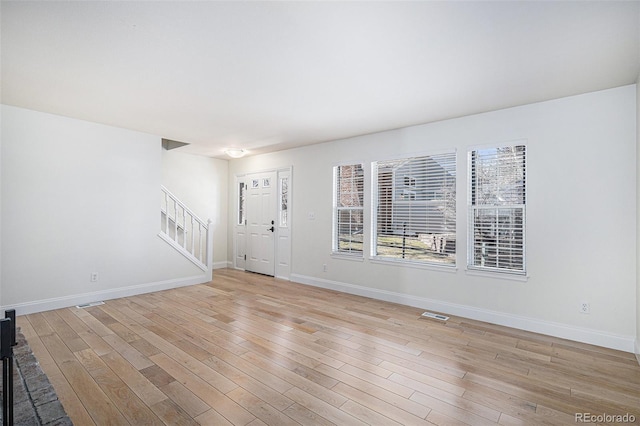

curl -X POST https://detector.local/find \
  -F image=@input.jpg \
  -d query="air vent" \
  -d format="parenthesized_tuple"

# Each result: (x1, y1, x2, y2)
(76, 301, 105, 309)
(420, 311, 449, 321)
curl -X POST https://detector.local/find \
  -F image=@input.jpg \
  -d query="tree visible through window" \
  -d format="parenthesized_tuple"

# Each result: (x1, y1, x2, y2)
(469, 145, 526, 273)
(333, 164, 364, 254)
(373, 152, 456, 265)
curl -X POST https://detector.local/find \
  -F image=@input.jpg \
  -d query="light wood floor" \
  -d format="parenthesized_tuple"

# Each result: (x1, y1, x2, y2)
(19, 269, 640, 425)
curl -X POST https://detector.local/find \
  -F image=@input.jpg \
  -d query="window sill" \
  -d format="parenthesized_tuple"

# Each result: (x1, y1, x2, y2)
(331, 253, 364, 262)
(369, 257, 457, 273)
(465, 268, 529, 282)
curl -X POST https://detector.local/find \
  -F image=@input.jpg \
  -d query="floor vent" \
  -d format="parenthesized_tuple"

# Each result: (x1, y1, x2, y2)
(76, 301, 105, 309)
(420, 311, 449, 321)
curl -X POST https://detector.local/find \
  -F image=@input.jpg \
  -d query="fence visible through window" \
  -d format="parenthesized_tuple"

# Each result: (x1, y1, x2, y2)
(373, 151, 456, 266)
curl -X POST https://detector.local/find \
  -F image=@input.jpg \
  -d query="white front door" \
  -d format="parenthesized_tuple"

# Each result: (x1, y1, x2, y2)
(245, 171, 277, 276)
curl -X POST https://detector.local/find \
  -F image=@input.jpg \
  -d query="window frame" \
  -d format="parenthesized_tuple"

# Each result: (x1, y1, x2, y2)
(237, 180, 246, 226)
(279, 175, 289, 228)
(332, 163, 365, 257)
(467, 142, 527, 276)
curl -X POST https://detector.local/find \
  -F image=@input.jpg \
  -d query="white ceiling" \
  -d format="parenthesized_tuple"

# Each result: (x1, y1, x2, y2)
(2, 1, 639, 158)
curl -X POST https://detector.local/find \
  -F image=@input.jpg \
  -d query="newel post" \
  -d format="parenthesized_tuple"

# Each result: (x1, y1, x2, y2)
(206, 219, 214, 280)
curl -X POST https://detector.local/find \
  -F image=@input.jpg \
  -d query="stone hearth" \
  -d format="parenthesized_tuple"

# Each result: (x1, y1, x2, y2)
(0, 328, 71, 425)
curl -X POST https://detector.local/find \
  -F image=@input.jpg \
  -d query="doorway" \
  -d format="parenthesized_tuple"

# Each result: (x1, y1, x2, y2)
(246, 171, 276, 275)
(234, 168, 291, 278)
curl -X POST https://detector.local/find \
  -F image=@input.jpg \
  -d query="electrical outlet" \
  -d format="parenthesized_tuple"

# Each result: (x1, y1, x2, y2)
(579, 301, 590, 314)
(322, 264, 327, 272)
(90, 272, 99, 282)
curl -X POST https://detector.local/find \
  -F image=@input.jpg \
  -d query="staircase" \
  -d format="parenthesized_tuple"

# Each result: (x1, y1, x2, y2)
(160, 186, 212, 273)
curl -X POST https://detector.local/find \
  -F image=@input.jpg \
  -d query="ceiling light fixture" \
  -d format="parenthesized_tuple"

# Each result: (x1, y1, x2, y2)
(225, 148, 246, 158)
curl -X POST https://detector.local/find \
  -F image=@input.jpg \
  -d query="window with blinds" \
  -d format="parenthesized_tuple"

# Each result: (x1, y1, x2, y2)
(373, 151, 456, 265)
(468, 144, 526, 274)
(333, 164, 364, 254)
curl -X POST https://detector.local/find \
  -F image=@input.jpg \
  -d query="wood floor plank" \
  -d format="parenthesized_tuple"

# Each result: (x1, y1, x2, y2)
(150, 398, 201, 426)
(102, 332, 155, 370)
(202, 356, 295, 411)
(100, 350, 168, 407)
(332, 382, 432, 425)
(40, 332, 78, 365)
(59, 358, 129, 425)
(284, 386, 368, 426)
(281, 403, 336, 426)
(160, 381, 210, 418)
(72, 307, 116, 337)
(141, 329, 239, 394)
(26, 312, 55, 337)
(338, 363, 415, 398)
(21, 268, 640, 426)
(240, 350, 348, 408)
(40, 310, 89, 353)
(227, 386, 299, 426)
(150, 352, 255, 425)
(194, 408, 235, 426)
(18, 327, 98, 425)
(78, 331, 115, 356)
(410, 390, 500, 426)
(45, 368, 98, 426)
(55, 308, 93, 335)
(75, 347, 164, 425)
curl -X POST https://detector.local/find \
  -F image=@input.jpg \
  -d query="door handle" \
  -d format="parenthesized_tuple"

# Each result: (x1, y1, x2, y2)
(268, 226, 275, 232)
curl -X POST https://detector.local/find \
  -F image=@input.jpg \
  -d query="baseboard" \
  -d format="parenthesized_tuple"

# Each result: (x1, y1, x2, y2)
(1, 274, 210, 316)
(213, 260, 232, 270)
(635, 339, 640, 366)
(290, 273, 636, 353)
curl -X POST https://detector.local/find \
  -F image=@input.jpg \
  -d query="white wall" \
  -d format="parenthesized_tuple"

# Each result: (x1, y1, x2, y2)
(1, 105, 206, 314)
(229, 85, 637, 352)
(162, 150, 229, 269)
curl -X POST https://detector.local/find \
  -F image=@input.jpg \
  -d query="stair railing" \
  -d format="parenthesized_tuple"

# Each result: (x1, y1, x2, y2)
(160, 186, 212, 274)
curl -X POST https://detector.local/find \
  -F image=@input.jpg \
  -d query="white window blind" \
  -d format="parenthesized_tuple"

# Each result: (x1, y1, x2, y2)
(373, 152, 456, 265)
(468, 145, 526, 274)
(333, 164, 364, 254)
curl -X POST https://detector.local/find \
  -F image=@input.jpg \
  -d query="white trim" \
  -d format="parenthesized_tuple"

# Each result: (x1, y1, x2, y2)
(331, 253, 365, 262)
(635, 338, 640, 366)
(370, 256, 457, 273)
(465, 268, 529, 282)
(467, 138, 528, 153)
(213, 260, 232, 270)
(371, 146, 458, 164)
(290, 273, 635, 353)
(275, 274, 291, 281)
(1, 275, 209, 316)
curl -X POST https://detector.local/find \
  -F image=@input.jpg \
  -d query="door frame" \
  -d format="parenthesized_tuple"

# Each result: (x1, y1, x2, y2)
(233, 166, 292, 280)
